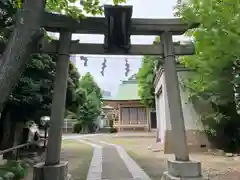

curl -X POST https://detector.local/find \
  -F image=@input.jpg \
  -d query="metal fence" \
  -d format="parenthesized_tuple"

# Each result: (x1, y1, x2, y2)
(63, 119, 77, 133)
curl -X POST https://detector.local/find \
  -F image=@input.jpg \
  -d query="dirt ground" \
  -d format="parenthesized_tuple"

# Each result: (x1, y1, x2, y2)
(25, 139, 93, 180)
(93, 133, 240, 180)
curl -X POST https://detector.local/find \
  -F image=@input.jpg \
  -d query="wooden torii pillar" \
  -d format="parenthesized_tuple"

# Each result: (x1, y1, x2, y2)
(30, 5, 205, 180)
(44, 31, 72, 166)
(33, 31, 72, 180)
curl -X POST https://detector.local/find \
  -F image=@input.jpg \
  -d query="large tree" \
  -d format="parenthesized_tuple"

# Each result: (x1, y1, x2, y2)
(79, 72, 102, 100)
(0, 1, 81, 150)
(137, 37, 161, 108)
(176, 0, 240, 151)
(75, 73, 102, 133)
(0, 0, 126, 113)
(0, 54, 81, 149)
(0, 6, 81, 147)
(137, 56, 159, 108)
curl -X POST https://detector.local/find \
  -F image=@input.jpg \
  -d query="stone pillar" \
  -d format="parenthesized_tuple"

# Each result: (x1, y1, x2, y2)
(161, 31, 189, 161)
(118, 105, 121, 132)
(161, 32, 207, 180)
(33, 31, 72, 180)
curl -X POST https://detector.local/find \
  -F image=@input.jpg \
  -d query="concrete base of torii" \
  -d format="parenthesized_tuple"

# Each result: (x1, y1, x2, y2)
(33, 161, 72, 180)
(161, 160, 208, 180)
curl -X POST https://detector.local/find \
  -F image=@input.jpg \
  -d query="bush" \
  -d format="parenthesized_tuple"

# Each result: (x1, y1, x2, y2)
(0, 160, 29, 180)
(88, 123, 98, 133)
(0, 170, 8, 180)
(200, 102, 240, 152)
(109, 127, 117, 133)
(2, 171, 14, 180)
(73, 122, 82, 133)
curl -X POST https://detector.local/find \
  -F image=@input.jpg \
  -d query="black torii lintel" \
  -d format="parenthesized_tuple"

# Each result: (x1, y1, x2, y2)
(103, 5, 133, 53)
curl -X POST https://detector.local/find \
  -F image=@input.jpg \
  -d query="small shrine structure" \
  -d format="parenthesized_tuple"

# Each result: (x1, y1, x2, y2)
(103, 74, 151, 131)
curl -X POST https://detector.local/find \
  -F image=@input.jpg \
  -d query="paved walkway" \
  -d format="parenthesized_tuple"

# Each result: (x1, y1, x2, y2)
(78, 138, 151, 180)
(102, 146, 132, 180)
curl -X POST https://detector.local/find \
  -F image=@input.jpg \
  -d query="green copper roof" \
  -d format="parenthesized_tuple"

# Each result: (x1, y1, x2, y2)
(103, 80, 140, 101)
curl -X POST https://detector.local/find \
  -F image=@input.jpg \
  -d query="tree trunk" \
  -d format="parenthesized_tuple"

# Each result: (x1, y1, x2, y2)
(0, 107, 18, 159)
(2, 120, 16, 160)
(10, 121, 25, 159)
(0, 107, 25, 159)
(0, 107, 13, 150)
(13, 122, 24, 146)
(0, 0, 45, 112)
(0, 104, 9, 146)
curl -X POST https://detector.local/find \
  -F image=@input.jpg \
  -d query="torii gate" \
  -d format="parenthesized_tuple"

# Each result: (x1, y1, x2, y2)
(20, 4, 204, 180)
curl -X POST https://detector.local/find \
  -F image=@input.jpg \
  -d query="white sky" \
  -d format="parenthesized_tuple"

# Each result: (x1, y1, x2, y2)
(53, 0, 189, 96)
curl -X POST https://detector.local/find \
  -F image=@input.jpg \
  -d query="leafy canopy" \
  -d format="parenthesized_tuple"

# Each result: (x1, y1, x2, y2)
(74, 73, 102, 132)
(176, 0, 240, 151)
(137, 56, 159, 108)
(79, 72, 102, 100)
(13, 0, 126, 18)
(137, 37, 161, 108)
(6, 55, 81, 123)
(176, 0, 240, 104)
(0, 1, 81, 123)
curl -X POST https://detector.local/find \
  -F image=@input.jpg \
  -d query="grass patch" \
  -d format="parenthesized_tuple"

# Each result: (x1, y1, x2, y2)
(127, 151, 167, 180)
(61, 139, 93, 180)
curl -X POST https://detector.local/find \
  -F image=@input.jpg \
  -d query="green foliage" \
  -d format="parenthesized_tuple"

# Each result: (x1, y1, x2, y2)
(137, 37, 162, 108)
(79, 72, 102, 100)
(0, 1, 81, 124)
(0, 54, 54, 124)
(66, 63, 81, 112)
(47, 0, 126, 18)
(73, 122, 82, 133)
(74, 73, 102, 133)
(0, 160, 29, 180)
(0, 0, 104, 140)
(13, 0, 126, 19)
(137, 56, 161, 108)
(1, 54, 80, 124)
(176, 0, 240, 152)
(0, 0, 16, 42)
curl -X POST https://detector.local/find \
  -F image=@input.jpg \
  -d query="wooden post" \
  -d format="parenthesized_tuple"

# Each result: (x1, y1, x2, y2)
(33, 31, 72, 180)
(118, 104, 122, 132)
(147, 108, 151, 132)
(33, 30, 71, 179)
(155, 95, 161, 142)
(161, 31, 189, 161)
(45, 31, 72, 166)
